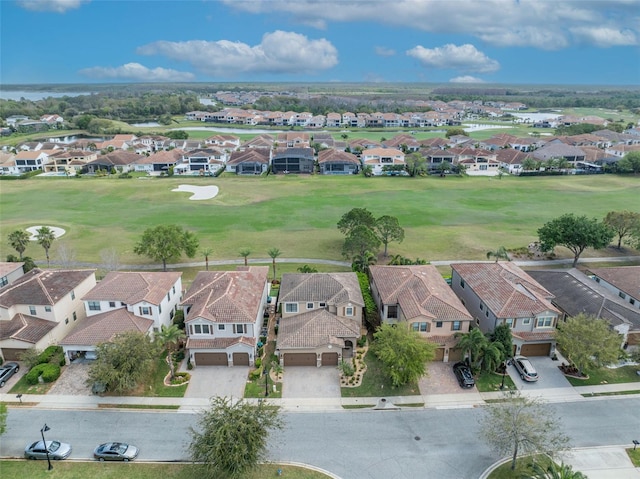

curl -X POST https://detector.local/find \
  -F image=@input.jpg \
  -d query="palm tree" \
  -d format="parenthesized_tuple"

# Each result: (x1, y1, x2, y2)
(239, 249, 251, 266)
(486, 246, 510, 262)
(351, 250, 377, 274)
(267, 248, 281, 280)
(201, 247, 214, 271)
(8, 230, 30, 260)
(522, 158, 539, 172)
(525, 460, 587, 479)
(480, 341, 504, 372)
(36, 226, 56, 267)
(455, 328, 488, 371)
(156, 324, 185, 381)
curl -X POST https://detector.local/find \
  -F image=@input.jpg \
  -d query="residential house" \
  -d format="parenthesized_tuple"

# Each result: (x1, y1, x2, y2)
(131, 149, 185, 175)
(0, 269, 96, 361)
(14, 150, 50, 173)
(531, 141, 587, 166)
(241, 134, 275, 150)
(44, 150, 98, 176)
(589, 266, 640, 312)
(450, 262, 560, 357)
(527, 269, 639, 348)
(453, 148, 500, 176)
(276, 132, 310, 148)
(271, 147, 315, 174)
(83, 151, 142, 174)
(0, 152, 20, 176)
(318, 149, 360, 175)
(60, 271, 182, 361)
(276, 273, 364, 367)
(178, 149, 226, 175)
(0, 262, 25, 288)
(361, 148, 405, 176)
(496, 149, 533, 174)
(226, 149, 270, 175)
(369, 265, 473, 362)
(181, 266, 269, 367)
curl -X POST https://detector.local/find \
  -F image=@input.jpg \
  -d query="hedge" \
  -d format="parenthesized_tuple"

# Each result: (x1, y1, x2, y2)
(26, 363, 61, 385)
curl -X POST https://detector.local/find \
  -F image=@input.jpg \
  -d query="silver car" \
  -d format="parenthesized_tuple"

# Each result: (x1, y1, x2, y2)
(24, 440, 72, 460)
(512, 355, 539, 382)
(94, 442, 139, 462)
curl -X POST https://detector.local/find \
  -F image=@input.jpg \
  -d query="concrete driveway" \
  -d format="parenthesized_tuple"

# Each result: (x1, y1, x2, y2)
(507, 356, 573, 390)
(282, 366, 340, 398)
(184, 366, 249, 399)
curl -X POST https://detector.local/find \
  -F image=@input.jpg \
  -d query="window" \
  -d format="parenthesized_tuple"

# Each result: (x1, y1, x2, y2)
(193, 324, 202, 334)
(285, 303, 298, 314)
(173, 285, 176, 294)
(387, 305, 398, 319)
(536, 316, 553, 328)
(345, 307, 354, 316)
(88, 301, 101, 311)
(630, 298, 636, 306)
(71, 290, 75, 300)
(522, 318, 531, 325)
(65, 318, 69, 324)
(73, 311, 77, 321)
(479, 303, 483, 311)
(159, 304, 162, 314)
(319, 302, 326, 307)
(170, 309, 174, 319)
(0, 276, 7, 287)
(218, 324, 225, 330)
(452, 321, 462, 331)
(29, 306, 36, 315)
(167, 292, 171, 302)
(619, 292, 627, 300)
(460, 279, 465, 288)
(45, 306, 52, 313)
(412, 322, 428, 332)
(201, 324, 210, 334)
(436, 321, 443, 328)
(121, 302, 126, 307)
(307, 302, 314, 310)
(109, 301, 116, 308)
(139, 306, 151, 316)
(505, 318, 514, 328)
(234, 324, 246, 334)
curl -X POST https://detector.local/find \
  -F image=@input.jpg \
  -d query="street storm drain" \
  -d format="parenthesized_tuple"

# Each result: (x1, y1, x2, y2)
(414, 436, 421, 441)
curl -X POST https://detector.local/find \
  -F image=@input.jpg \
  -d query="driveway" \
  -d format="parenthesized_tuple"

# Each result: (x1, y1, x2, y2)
(183, 366, 249, 399)
(419, 361, 479, 395)
(282, 366, 340, 398)
(47, 360, 92, 395)
(507, 356, 573, 390)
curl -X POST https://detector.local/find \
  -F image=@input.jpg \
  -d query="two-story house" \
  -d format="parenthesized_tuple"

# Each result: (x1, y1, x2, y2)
(59, 272, 182, 361)
(181, 266, 269, 367)
(0, 269, 96, 361)
(589, 266, 640, 312)
(276, 273, 364, 367)
(0, 262, 25, 288)
(451, 262, 560, 357)
(361, 148, 406, 176)
(369, 265, 473, 362)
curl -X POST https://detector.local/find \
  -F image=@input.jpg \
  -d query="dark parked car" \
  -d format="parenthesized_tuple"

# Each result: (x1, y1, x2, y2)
(94, 442, 139, 462)
(25, 440, 72, 460)
(0, 362, 19, 387)
(453, 362, 475, 388)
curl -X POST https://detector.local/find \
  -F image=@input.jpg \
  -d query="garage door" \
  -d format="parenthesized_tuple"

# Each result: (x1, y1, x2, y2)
(448, 348, 463, 362)
(520, 343, 551, 357)
(284, 353, 316, 366)
(434, 348, 445, 361)
(232, 352, 249, 366)
(1, 348, 28, 361)
(321, 352, 338, 366)
(194, 352, 228, 366)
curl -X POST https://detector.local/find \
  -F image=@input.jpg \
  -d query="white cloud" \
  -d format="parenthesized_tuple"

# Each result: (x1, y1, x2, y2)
(375, 46, 396, 57)
(450, 76, 485, 83)
(137, 31, 338, 77)
(79, 63, 195, 82)
(17, 0, 88, 13)
(407, 44, 500, 73)
(222, 0, 640, 49)
(570, 27, 637, 47)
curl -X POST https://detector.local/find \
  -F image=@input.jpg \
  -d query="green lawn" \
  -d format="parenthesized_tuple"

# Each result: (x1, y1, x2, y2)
(627, 448, 640, 467)
(475, 370, 516, 393)
(341, 351, 421, 398)
(0, 461, 333, 479)
(487, 455, 555, 479)
(2, 175, 638, 268)
(565, 365, 640, 386)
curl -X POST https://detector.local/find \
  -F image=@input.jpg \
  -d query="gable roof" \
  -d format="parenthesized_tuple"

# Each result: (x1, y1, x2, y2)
(227, 149, 270, 166)
(318, 149, 360, 165)
(82, 271, 181, 305)
(60, 308, 154, 346)
(278, 273, 364, 307)
(88, 151, 142, 166)
(590, 266, 640, 299)
(369, 265, 472, 321)
(451, 262, 559, 318)
(0, 262, 24, 278)
(0, 268, 95, 308)
(277, 308, 360, 349)
(0, 313, 57, 343)
(182, 267, 268, 324)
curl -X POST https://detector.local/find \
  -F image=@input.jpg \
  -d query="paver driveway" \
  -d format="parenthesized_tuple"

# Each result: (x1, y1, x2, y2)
(419, 361, 479, 395)
(282, 366, 341, 398)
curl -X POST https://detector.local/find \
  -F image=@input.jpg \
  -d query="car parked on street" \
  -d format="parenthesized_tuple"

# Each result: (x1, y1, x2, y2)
(94, 442, 139, 462)
(0, 362, 19, 387)
(512, 355, 539, 382)
(453, 362, 475, 388)
(24, 440, 72, 460)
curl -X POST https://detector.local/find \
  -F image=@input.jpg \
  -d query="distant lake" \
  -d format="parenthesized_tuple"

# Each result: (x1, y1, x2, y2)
(0, 90, 93, 101)
(130, 122, 161, 127)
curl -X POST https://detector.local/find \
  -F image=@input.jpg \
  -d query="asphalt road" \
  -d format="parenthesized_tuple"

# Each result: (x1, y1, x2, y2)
(2, 397, 639, 479)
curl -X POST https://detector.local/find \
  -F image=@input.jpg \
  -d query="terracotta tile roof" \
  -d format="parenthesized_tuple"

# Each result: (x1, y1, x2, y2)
(451, 262, 559, 318)
(278, 273, 364, 307)
(369, 265, 472, 321)
(60, 309, 153, 346)
(0, 313, 56, 343)
(276, 308, 359, 349)
(89, 151, 142, 166)
(512, 331, 555, 341)
(0, 268, 95, 307)
(317, 149, 359, 165)
(186, 336, 256, 349)
(590, 266, 640, 300)
(182, 267, 268, 324)
(133, 149, 185, 165)
(82, 271, 181, 305)
(227, 149, 270, 165)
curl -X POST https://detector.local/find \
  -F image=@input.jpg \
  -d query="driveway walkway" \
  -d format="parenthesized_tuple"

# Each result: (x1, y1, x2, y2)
(282, 367, 340, 399)
(183, 366, 249, 400)
(47, 360, 92, 395)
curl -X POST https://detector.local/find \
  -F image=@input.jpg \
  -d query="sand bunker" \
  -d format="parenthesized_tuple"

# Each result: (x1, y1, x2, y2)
(26, 226, 66, 240)
(171, 184, 219, 200)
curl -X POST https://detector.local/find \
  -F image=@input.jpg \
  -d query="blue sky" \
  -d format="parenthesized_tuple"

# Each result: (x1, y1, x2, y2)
(1, 0, 639, 85)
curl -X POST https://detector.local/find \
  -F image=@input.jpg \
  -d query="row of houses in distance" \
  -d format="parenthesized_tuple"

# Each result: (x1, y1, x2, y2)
(2, 261, 638, 370)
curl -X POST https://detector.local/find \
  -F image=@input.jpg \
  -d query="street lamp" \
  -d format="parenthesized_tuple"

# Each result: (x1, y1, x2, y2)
(40, 424, 52, 471)
(264, 365, 269, 397)
(500, 361, 507, 390)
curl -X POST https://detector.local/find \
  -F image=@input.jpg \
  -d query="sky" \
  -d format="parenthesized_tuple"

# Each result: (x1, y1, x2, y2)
(1, 0, 639, 85)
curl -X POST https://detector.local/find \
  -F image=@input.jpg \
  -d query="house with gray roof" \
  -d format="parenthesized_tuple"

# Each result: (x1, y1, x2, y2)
(451, 262, 560, 357)
(318, 149, 360, 175)
(369, 265, 473, 362)
(590, 266, 640, 313)
(276, 273, 364, 367)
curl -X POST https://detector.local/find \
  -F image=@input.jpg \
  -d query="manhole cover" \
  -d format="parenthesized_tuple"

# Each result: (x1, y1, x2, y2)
(414, 436, 421, 441)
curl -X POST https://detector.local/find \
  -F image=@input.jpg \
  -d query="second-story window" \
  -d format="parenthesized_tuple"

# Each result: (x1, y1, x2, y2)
(88, 301, 101, 311)
(29, 305, 37, 315)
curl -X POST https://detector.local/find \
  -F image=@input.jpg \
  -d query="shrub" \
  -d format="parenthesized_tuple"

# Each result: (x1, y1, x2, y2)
(39, 345, 63, 364)
(25, 364, 47, 385)
(339, 359, 355, 377)
(173, 350, 186, 363)
(41, 364, 61, 383)
(19, 349, 42, 370)
(249, 368, 262, 381)
(254, 358, 262, 369)
(357, 335, 367, 348)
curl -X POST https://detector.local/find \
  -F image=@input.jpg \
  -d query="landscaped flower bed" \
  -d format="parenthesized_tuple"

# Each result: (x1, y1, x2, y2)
(340, 345, 368, 388)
